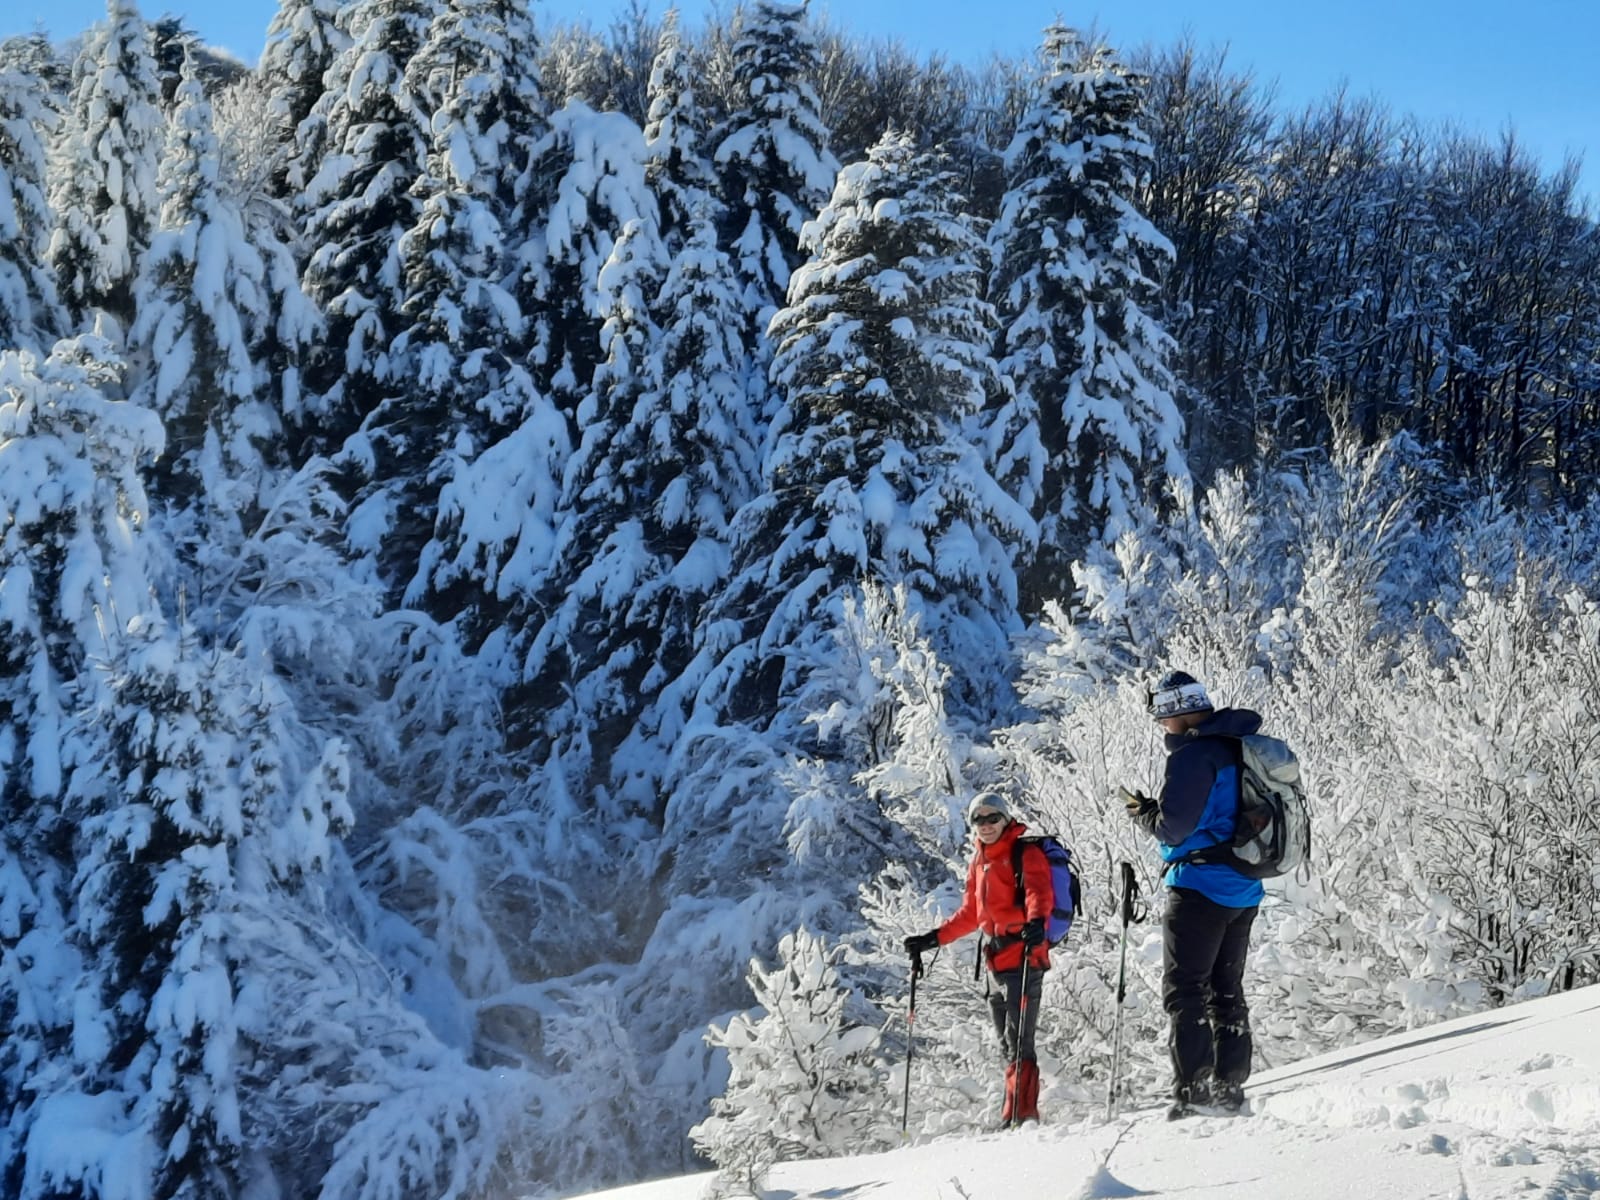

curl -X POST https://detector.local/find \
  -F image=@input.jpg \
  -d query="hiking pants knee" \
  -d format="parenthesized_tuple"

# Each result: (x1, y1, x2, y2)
(1162, 886, 1257, 1090)
(988, 968, 1043, 1063)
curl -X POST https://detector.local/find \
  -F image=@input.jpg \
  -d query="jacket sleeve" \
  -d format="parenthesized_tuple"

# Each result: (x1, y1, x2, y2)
(1155, 742, 1218, 846)
(937, 855, 981, 944)
(1021, 842, 1054, 923)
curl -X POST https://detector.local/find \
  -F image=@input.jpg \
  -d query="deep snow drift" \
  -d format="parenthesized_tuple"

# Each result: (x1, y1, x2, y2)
(579, 982, 1600, 1199)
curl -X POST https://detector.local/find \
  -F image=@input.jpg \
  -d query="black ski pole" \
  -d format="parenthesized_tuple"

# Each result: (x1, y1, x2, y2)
(1009, 951, 1030, 1129)
(901, 948, 922, 1137)
(1106, 861, 1141, 1120)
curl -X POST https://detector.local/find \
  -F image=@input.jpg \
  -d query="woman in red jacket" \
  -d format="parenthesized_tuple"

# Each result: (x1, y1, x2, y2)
(904, 789, 1055, 1124)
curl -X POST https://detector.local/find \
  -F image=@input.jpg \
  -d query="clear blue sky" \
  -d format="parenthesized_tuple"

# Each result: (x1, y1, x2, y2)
(6, 0, 1595, 203)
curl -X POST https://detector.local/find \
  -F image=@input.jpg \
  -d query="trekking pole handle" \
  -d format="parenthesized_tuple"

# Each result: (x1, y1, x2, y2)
(1119, 861, 1138, 926)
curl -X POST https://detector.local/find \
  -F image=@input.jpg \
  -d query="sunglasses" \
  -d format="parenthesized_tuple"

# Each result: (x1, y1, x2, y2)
(971, 811, 1006, 827)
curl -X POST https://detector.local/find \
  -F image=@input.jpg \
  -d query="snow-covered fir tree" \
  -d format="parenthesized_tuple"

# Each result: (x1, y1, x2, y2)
(0, 333, 165, 1199)
(517, 99, 658, 415)
(712, 0, 838, 374)
(346, 0, 540, 606)
(989, 26, 1186, 609)
(518, 216, 668, 806)
(129, 52, 293, 530)
(259, 0, 351, 197)
(48, 0, 166, 329)
(63, 614, 250, 1200)
(515, 156, 759, 824)
(642, 7, 719, 253)
(611, 207, 759, 800)
(692, 929, 889, 1194)
(701, 130, 1032, 726)
(297, 0, 438, 458)
(0, 60, 62, 352)
(479, 0, 548, 228)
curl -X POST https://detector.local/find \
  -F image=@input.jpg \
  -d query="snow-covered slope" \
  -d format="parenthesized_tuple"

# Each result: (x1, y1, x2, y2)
(578, 983, 1600, 1199)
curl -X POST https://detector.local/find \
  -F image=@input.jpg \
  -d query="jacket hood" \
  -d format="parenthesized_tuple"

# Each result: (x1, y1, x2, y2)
(978, 819, 1030, 857)
(1165, 706, 1262, 750)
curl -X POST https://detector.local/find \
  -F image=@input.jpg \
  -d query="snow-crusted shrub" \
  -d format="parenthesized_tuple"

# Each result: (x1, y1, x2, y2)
(1388, 565, 1600, 1002)
(691, 929, 889, 1195)
(793, 581, 972, 871)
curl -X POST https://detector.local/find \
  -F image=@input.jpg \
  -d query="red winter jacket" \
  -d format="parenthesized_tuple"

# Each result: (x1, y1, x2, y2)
(935, 821, 1053, 972)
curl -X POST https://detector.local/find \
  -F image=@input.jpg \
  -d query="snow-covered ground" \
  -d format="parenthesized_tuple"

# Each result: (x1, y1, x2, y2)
(579, 983, 1600, 1200)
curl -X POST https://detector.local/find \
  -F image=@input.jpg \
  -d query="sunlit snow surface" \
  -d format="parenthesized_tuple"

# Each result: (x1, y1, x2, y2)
(578, 983, 1600, 1200)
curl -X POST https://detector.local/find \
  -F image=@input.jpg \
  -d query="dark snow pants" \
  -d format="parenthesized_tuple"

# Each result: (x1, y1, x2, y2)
(987, 967, 1044, 1063)
(1162, 886, 1257, 1093)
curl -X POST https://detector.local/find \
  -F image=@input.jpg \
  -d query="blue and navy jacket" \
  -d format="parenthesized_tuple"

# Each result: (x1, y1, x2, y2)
(1152, 707, 1266, 909)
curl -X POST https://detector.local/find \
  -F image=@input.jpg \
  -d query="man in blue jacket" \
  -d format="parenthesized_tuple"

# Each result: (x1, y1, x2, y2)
(1124, 670, 1263, 1119)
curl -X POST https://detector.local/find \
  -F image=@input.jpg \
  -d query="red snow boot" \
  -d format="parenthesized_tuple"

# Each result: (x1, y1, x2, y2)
(1014, 1060, 1041, 1123)
(1000, 1062, 1017, 1124)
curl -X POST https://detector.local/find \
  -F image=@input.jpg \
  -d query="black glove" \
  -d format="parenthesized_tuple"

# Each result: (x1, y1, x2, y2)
(1020, 918, 1046, 948)
(1120, 785, 1157, 820)
(904, 930, 940, 956)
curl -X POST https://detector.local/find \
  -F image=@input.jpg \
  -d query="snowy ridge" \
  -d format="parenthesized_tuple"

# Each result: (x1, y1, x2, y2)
(581, 984, 1600, 1200)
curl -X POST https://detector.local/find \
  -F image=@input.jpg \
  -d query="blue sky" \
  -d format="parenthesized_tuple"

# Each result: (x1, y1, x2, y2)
(6, 0, 1595, 203)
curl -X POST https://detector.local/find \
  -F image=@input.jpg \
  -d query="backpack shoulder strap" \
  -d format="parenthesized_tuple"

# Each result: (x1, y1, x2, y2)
(1011, 836, 1043, 910)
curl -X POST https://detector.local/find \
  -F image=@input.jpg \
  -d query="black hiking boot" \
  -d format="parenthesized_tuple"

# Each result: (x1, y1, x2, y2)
(1212, 1080, 1245, 1113)
(1166, 1080, 1210, 1121)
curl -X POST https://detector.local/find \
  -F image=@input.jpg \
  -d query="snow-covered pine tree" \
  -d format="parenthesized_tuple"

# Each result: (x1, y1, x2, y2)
(63, 613, 249, 1200)
(517, 216, 668, 806)
(297, 0, 438, 459)
(259, 0, 351, 198)
(701, 130, 1032, 727)
(642, 7, 719, 254)
(129, 52, 288, 536)
(0, 334, 164, 1199)
(691, 929, 889, 1192)
(48, 0, 166, 330)
(204, 79, 324, 477)
(711, 0, 838, 385)
(989, 26, 1186, 610)
(484, 0, 548, 228)
(346, 0, 538, 607)
(516, 99, 658, 416)
(0, 351, 91, 1197)
(0, 60, 62, 352)
(613, 207, 759, 807)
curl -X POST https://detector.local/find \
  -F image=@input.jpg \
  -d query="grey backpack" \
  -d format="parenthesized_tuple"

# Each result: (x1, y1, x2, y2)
(1187, 734, 1312, 879)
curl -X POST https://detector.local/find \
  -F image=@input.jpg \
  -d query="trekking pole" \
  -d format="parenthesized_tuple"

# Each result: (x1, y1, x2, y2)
(1010, 951, 1030, 1129)
(1105, 861, 1142, 1120)
(901, 948, 922, 1137)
